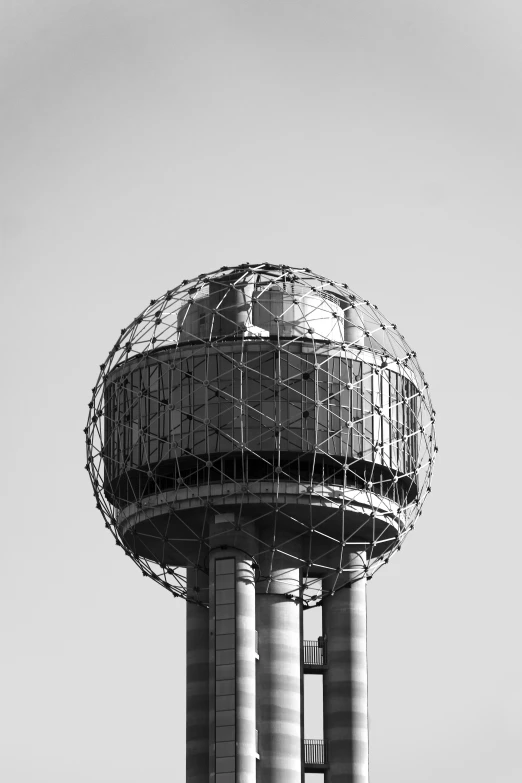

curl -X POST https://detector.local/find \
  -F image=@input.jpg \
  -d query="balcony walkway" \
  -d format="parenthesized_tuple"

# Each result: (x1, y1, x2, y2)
(304, 739, 328, 771)
(303, 638, 327, 673)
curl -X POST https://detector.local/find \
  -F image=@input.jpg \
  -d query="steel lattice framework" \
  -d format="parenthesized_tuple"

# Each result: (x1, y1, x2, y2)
(85, 263, 436, 606)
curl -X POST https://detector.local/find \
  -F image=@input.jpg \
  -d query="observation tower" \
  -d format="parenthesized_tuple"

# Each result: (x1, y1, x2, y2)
(86, 263, 436, 783)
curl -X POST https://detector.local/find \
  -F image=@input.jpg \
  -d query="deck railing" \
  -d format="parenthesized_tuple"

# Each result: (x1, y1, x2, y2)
(303, 639, 326, 667)
(304, 739, 327, 766)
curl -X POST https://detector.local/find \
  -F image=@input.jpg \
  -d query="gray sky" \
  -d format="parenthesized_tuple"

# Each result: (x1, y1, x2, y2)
(1, 2, 521, 781)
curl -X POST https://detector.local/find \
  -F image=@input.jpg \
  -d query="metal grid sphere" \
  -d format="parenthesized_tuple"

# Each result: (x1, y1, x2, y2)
(85, 263, 436, 605)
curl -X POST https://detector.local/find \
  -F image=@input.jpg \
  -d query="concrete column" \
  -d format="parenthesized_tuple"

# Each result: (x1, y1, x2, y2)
(186, 569, 210, 783)
(209, 274, 255, 337)
(210, 548, 257, 783)
(323, 567, 369, 783)
(343, 305, 365, 346)
(256, 568, 302, 783)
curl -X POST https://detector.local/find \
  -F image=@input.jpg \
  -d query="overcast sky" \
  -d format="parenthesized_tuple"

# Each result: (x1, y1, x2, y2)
(1, 2, 521, 782)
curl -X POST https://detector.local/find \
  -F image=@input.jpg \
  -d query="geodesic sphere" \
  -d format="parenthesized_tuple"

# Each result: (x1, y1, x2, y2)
(86, 263, 436, 605)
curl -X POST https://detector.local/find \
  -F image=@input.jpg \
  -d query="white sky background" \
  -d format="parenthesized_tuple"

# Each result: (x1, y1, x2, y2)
(1, 1, 521, 781)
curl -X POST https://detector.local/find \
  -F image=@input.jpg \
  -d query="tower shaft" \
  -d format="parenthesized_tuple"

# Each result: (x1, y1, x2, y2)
(186, 562, 369, 782)
(88, 263, 436, 783)
(255, 569, 302, 783)
(323, 578, 369, 783)
(209, 550, 257, 782)
(186, 570, 210, 783)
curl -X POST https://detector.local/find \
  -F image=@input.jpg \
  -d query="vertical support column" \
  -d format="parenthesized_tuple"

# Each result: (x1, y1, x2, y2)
(256, 568, 302, 783)
(186, 568, 210, 783)
(343, 304, 365, 346)
(299, 596, 305, 783)
(210, 549, 256, 783)
(323, 567, 369, 783)
(209, 274, 255, 337)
